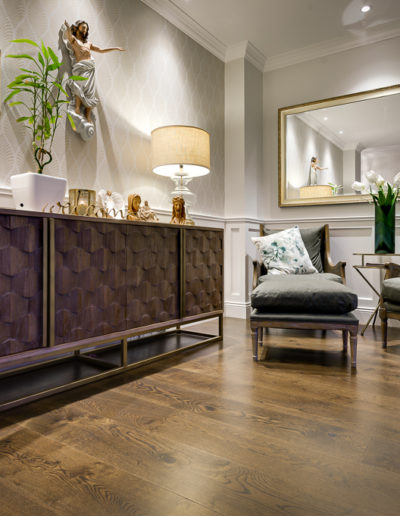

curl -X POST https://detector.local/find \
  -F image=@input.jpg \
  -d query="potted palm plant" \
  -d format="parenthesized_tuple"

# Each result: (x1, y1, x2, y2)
(5, 38, 85, 211)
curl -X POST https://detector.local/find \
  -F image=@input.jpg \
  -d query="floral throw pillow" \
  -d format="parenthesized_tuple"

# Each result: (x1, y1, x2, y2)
(252, 226, 317, 275)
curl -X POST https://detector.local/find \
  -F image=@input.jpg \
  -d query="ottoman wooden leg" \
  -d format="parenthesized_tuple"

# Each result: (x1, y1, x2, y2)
(350, 330, 357, 368)
(342, 330, 348, 353)
(253, 328, 259, 361)
(381, 312, 388, 349)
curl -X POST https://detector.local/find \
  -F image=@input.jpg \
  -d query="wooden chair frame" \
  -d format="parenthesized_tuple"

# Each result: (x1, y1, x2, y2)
(380, 262, 400, 349)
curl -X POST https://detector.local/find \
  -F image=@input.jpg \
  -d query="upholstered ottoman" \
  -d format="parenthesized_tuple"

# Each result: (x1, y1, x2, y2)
(250, 275, 359, 368)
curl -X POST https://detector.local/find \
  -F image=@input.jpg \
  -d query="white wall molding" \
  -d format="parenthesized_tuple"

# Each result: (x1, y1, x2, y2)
(225, 41, 266, 72)
(224, 300, 251, 319)
(140, 0, 226, 61)
(264, 28, 400, 72)
(0, 187, 12, 198)
(297, 112, 344, 150)
(154, 207, 225, 227)
(261, 215, 377, 225)
(223, 214, 383, 226)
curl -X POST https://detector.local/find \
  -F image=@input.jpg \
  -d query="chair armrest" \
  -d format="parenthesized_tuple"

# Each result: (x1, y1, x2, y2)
(383, 262, 400, 279)
(322, 224, 346, 282)
(324, 259, 346, 283)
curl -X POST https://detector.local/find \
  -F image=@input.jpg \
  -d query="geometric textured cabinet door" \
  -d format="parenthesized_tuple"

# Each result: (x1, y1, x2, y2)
(53, 219, 127, 344)
(0, 214, 45, 356)
(125, 225, 180, 328)
(184, 229, 223, 316)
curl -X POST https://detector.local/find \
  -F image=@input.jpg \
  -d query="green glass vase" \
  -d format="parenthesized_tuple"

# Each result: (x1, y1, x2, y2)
(375, 203, 396, 254)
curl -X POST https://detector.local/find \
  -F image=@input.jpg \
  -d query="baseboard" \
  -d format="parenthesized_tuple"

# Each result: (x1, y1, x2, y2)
(224, 301, 251, 319)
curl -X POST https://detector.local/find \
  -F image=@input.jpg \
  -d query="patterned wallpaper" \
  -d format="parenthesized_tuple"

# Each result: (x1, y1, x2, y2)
(0, 0, 225, 217)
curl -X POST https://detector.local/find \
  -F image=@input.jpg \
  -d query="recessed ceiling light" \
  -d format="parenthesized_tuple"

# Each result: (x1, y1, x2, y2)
(339, 130, 344, 134)
(323, 117, 328, 121)
(361, 5, 371, 13)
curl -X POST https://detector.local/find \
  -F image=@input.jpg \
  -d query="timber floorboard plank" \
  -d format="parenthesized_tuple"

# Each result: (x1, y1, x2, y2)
(1, 318, 400, 515)
(0, 422, 217, 516)
(33, 387, 399, 515)
(12, 404, 318, 516)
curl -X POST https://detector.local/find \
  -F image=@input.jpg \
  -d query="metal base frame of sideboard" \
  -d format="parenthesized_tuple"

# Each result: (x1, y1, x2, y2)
(0, 311, 223, 412)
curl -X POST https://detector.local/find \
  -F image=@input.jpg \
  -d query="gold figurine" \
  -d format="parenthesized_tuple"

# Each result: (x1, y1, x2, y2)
(170, 196, 186, 225)
(127, 193, 141, 220)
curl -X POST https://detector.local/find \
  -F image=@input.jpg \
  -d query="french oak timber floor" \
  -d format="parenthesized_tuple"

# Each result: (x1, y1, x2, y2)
(1, 317, 400, 515)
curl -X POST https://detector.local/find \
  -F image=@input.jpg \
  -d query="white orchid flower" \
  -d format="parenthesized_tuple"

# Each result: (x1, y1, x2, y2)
(365, 170, 378, 184)
(352, 181, 367, 193)
(375, 175, 385, 188)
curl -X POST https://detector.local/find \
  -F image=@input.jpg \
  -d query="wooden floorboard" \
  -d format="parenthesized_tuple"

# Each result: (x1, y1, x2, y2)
(1, 317, 400, 515)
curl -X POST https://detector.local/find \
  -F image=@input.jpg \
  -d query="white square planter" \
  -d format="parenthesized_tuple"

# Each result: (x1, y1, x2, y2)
(10, 172, 67, 212)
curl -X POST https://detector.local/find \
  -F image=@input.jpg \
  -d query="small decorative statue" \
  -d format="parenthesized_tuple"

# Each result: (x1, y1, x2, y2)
(97, 189, 124, 218)
(127, 193, 142, 220)
(138, 200, 159, 222)
(308, 156, 327, 186)
(60, 20, 125, 140)
(170, 196, 186, 225)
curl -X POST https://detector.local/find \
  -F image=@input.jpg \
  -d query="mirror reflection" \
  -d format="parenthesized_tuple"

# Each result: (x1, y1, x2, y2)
(279, 85, 400, 206)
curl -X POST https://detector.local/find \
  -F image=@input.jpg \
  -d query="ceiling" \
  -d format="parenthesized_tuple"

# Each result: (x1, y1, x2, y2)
(142, 0, 400, 70)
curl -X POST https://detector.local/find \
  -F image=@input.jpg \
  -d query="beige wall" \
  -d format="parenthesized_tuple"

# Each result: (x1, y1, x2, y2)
(0, 0, 225, 217)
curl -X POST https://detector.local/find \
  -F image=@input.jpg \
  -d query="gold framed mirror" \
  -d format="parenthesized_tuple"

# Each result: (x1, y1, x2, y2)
(278, 84, 400, 207)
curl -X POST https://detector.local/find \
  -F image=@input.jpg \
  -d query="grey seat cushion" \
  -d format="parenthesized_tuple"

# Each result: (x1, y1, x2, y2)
(381, 277, 400, 305)
(258, 272, 342, 285)
(383, 301, 400, 313)
(251, 276, 358, 314)
(262, 225, 324, 273)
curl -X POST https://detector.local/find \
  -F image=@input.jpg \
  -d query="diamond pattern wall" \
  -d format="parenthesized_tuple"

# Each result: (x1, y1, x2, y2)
(0, 0, 225, 217)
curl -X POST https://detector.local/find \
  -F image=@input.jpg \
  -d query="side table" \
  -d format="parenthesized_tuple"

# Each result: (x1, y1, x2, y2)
(353, 253, 400, 335)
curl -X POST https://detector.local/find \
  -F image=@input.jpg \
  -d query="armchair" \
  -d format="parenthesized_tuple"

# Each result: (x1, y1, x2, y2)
(250, 224, 359, 368)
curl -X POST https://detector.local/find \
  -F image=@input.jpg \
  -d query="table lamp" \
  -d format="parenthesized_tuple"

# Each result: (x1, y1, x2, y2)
(151, 125, 210, 224)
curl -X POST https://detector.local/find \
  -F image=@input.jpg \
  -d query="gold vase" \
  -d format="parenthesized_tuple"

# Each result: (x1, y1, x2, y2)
(69, 189, 96, 216)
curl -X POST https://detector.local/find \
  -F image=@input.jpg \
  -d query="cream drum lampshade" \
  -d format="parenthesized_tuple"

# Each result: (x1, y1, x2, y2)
(151, 125, 210, 177)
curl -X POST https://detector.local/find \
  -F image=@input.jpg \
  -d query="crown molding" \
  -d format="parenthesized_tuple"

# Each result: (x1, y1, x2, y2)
(141, 1, 266, 70)
(297, 113, 344, 150)
(264, 27, 400, 72)
(225, 41, 266, 72)
(142, 1, 400, 73)
(140, 0, 226, 61)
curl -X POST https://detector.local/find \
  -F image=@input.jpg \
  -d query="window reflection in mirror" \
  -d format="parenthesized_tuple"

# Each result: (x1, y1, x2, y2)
(278, 85, 400, 206)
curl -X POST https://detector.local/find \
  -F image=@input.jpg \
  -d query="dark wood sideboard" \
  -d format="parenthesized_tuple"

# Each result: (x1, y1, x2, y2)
(0, 209, 223, 410)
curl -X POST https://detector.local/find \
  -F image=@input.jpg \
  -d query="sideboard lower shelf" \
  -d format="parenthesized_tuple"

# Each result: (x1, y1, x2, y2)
(0, 319, 222, 411)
